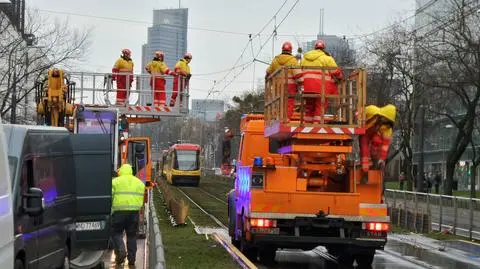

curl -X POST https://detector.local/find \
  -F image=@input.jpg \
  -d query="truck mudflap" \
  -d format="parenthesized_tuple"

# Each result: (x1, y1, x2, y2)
(249, 214, 388, 250)
(70, 134, 112, 267)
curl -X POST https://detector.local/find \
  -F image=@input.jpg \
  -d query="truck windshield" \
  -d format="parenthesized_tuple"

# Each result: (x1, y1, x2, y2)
(175, 150, 199, 171)
(77, 110, 116, 134)
(7, 156, 16, 186)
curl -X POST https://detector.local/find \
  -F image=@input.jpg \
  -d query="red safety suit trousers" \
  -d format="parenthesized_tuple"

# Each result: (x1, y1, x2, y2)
(171, 76, 187, 107)
(150, 77, 166, 107)
(296, 70, 338, 122)
(116, 75, 133, 104)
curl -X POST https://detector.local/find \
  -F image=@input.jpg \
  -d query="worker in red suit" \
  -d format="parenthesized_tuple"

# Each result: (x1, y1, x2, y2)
(266, 41, 299, 119)
(170, 52, 192, 108)
(145, 51, 176, 107)
(359, 104, 397, 181)
(112, 49, 134, 105)
(295, 40, 343, 123)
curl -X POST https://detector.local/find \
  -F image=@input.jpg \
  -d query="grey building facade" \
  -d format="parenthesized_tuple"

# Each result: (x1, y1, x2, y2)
(302, 34, 355, 65)
(191, 99, 224, 122)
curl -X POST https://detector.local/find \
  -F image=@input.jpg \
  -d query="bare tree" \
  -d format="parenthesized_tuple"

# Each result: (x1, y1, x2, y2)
(0, 9, 91, 123)
(362, 23, 429, 191)
(416, 0, 480, 195)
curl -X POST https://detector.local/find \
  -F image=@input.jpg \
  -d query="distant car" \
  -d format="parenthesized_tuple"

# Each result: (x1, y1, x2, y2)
(0, 119, 14, 269)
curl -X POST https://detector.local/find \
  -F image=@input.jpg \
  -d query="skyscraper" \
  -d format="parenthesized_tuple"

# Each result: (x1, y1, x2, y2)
(141, 8, 188, 104)
(302, 34, 355, 66)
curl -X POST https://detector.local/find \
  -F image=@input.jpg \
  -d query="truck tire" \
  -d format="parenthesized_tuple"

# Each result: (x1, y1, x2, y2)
(355, 251, 375, 267)
(227, 192, 236, 237)
(239, 214, 257, 262)
(14, 259, 24, 269)
(258, 247, 277, 264)
(327, 247, 354, 266)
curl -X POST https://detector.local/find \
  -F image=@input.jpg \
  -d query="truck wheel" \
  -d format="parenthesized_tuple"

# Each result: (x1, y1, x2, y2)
(14, 259, 24, 269)
(328, 247, 354, 266)
(239, 216, 257, 262)
(258, 247, 277, 264)
(355, 251, 375, 267)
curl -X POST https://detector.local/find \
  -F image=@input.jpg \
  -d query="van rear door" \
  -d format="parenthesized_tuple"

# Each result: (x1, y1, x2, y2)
(69, 134, 112, 250)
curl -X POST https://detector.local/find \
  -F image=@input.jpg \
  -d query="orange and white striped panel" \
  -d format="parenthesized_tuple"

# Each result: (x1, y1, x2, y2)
(290, 126, 366, 135)
(359, 203, 388, 216)
(127, 105, 171, 113)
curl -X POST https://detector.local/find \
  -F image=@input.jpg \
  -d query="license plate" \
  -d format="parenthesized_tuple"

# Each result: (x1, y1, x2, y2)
(251, 228, 280, 234)
(76, 221, 103, 231)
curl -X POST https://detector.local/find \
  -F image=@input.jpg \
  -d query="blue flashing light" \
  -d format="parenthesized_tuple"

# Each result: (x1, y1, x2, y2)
(254, 157, 263, 167)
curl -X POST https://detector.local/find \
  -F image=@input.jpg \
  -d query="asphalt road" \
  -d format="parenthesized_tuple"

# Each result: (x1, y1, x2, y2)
(254, 245, 423, 269)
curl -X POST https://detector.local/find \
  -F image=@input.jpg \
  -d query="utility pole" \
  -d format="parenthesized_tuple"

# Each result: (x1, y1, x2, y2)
(416, 105, 426, 192)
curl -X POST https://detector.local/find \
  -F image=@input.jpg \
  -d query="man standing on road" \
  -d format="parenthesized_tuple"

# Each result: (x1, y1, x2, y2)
(111, 164, 146, 266)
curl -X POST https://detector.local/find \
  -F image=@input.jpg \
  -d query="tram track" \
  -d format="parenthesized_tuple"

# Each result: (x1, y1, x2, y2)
(164, 181, 439, 269)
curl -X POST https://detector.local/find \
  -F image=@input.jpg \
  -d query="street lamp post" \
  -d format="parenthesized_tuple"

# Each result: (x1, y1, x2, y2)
(443, 124, 454, 179)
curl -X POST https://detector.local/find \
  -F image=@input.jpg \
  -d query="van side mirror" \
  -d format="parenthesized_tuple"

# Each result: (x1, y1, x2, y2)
(23, 187, 44, 217)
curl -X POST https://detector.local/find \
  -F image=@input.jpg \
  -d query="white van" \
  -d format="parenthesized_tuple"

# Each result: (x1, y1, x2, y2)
(0, 118, 14, 268)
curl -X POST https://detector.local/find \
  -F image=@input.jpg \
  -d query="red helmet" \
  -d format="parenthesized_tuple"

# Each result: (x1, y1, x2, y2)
(281, 41, 293, 52)
(184, 52, 192, 59)
(122, 49, 131, 56)
(315, 40, 325, 50)
(155, 51, 164, 58)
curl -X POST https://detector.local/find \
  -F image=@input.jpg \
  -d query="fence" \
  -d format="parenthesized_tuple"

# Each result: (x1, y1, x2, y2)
(148, 190, 166, 269)
(385, 189, 480, 240)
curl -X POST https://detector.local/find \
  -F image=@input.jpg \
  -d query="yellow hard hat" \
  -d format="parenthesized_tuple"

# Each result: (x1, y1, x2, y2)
(365, 105, 381, 121)
(378, 104, 396, 123)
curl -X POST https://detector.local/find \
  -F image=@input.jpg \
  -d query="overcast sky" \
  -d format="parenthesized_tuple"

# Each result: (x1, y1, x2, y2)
(26, 0, 414, 104)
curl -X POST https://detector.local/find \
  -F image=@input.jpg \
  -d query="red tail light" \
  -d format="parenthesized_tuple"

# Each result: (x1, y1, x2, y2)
(366, 222, 389, 232)
(250, 218, 277, 228)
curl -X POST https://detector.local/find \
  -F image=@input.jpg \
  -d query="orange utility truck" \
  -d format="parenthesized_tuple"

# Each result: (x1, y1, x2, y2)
(227, 67, 389, 266)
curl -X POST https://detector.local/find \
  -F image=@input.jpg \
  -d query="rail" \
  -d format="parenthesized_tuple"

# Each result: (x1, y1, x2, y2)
(36, 71, 190, 116)
(384, 189, 480, 240)
(264, 67, 366, 128)
(148, 190, 166, 269)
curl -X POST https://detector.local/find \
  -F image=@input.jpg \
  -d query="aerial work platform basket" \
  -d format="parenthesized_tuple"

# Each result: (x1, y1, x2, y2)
(264, 67, 367, 154)
(65, 71, 190, 119)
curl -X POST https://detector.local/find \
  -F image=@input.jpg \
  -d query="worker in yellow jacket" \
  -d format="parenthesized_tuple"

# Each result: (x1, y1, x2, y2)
(112, 49, 134, 105)
(359, 105, 397, 176)
(170, 52, 192, 107)
(295, 40, 343, 122)
(111, 164, 146, 266)
(266, 41, 299, 119)
(145, 51, 176, 107)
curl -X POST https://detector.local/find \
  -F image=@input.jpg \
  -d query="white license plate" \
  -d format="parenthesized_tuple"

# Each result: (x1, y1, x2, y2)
(76, 221, 103, 231)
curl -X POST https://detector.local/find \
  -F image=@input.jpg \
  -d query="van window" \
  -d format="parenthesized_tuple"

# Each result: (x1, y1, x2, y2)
(7, 156, 17, 188)
(34, 157, 57, 206)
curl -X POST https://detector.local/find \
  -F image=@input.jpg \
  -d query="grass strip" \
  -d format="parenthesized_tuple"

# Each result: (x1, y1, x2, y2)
(178, 185, 229, 226)
(153, 189, 241, 269)
(199, 176, 235, 199)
